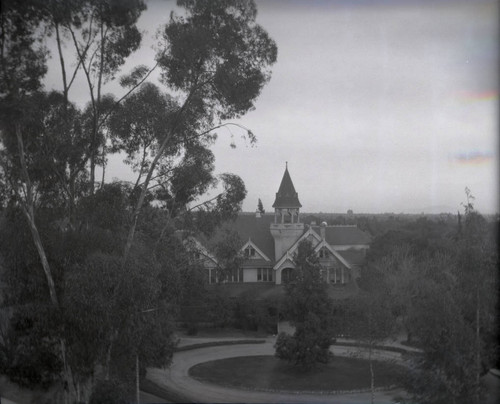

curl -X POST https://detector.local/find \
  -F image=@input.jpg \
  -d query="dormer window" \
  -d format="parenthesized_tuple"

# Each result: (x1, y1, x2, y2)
(244, 246, 256, 258)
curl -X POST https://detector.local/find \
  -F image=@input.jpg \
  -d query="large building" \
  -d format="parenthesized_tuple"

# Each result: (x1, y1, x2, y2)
(189, 165, 372, 291)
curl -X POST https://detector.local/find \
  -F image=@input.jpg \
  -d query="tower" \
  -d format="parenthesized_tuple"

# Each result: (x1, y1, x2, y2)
(270, 163, 304, 260)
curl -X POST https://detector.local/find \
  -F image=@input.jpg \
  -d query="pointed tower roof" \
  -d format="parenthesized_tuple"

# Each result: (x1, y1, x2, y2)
(272, 163, 302, 208)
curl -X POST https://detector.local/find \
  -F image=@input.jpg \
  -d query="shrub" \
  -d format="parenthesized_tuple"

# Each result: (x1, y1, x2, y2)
(89, 379, 129, 404)
(274, 312, 333, 370)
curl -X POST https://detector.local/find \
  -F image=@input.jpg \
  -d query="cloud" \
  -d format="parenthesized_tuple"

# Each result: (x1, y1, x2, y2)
(450, 150, 495, 165)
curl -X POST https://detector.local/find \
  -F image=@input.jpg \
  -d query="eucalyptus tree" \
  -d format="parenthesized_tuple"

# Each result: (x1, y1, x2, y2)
(122, 0, 277, 262)
(0, 0, 148, 300)
(0, 0, 277, 401)
(0, 0, 54, 303)
(41, 0, 148, 192)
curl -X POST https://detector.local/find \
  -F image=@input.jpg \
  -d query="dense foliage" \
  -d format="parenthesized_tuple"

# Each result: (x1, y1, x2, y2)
(0, 0, 277, 402)
(357, 193, 498, 404)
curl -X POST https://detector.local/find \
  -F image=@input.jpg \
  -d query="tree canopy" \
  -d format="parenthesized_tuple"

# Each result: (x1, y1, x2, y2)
(359, 191, 498, 404)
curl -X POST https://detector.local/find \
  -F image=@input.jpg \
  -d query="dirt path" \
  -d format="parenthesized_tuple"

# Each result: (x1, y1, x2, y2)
(146, 338, 407, 403)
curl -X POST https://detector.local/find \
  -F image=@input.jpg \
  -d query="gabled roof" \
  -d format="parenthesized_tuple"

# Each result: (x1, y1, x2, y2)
(182, 235, 218, 265)
(273, 227, 321, 270)
(311, 225, 372, 246)
(240, 239, 271, 262)
(337, 249, 367, 266)
(313, 240, 352, 269)
(272, 166, 302, 208)
(219, 214, 276, 260)
(273, 255, 295, 271)
(193, 216, 371, 269)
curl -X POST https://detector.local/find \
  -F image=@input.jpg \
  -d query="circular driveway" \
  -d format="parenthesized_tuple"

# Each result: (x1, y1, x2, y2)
(146, 338, 407, 403)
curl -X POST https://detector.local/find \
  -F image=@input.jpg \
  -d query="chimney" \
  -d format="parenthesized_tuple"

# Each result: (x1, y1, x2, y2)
(320, 221, 327, 239)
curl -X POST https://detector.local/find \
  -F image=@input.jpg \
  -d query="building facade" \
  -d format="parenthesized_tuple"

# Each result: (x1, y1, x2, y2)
(190, 165, 372, 288)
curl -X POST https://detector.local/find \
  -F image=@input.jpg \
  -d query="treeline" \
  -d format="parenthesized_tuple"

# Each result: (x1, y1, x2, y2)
(354, 191, 499, 403)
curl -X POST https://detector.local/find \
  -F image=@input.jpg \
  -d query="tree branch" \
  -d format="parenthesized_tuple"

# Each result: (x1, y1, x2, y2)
(97, 62, 160, 132)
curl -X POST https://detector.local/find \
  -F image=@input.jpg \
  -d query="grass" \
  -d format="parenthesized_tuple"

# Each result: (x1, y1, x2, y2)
(187, 326, 269, 338)
(189, 355, 406, 392)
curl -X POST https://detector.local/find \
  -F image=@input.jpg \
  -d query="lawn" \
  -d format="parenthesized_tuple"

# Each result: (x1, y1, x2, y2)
(189, 355, 406, 392)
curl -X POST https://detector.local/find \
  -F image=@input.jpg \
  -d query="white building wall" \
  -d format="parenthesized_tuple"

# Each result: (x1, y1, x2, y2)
(275, 268, 281, 285)
(244, 268, 258, 282)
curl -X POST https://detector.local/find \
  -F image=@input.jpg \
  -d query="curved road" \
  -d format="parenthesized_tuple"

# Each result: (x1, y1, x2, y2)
(146, 338, 406, 403)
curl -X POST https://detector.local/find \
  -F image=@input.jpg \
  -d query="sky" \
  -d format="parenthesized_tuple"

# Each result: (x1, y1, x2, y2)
(44, 0, 499, 214)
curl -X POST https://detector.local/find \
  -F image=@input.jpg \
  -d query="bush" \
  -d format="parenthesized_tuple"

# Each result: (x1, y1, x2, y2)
(232, 295, 280, 333)
(274, 332, 296, 361)
(186, 324, 198, 335)
(274, 316, 332, 370)
(206, 294, 235, 328)
(89, 379, 129, 404)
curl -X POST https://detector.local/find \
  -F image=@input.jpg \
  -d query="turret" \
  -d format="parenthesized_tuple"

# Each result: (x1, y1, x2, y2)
(270, 163, 304, 260)
(272, 162, 302, 224)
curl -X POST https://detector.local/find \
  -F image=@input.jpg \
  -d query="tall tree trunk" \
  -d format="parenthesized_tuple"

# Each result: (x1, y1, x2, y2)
(89, 110, 98, 194)
(122, 84, 200, 264)
(105, 331, 118, 381)
(16, 124, 59, 306)
(369, 345, 375, 404)
(101, 146, 106, 189)
(123, 131, 172, 264)
(475, 286, 481, 404)
(16, 123, 78, 404)
(55, 22, 68, 111)
(22, 208, 59, 303)
(136, 355, 140, 404)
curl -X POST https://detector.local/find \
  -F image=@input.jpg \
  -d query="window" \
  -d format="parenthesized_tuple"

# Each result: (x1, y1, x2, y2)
(329, 267, 337, 284)
(284, 210, 292, 223)
(329, 266, 348, 285)
(257, 268, 273, 282)
(319, 248, 329, 259)
(244, 246, 256, 258)
(209, 268, 217, 284)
